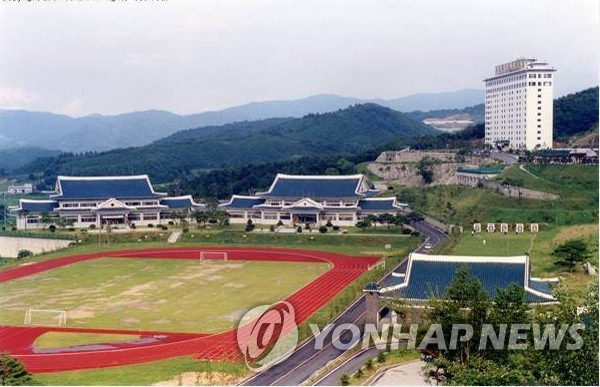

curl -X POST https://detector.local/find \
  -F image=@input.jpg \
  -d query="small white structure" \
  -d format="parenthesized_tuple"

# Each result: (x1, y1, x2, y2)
(473, 223, 482, 233)
(530, 223, 539, 232)
(515, 223, 524, 233)
(7, 183, 33, 194)
(500, 223, 509, 233)
(487, 223, 496, 233)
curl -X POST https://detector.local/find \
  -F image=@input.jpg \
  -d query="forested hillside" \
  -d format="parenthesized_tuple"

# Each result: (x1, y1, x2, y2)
(554, 87, 599, 138)
(17, 104, 435, 183)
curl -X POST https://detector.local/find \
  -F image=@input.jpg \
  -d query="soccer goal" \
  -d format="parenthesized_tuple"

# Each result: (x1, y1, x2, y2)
(199, 251, 228, 263)
(24, 309, 67, 327)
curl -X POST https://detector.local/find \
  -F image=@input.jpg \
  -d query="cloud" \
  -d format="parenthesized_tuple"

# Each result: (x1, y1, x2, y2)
(0, 86, 38, 109)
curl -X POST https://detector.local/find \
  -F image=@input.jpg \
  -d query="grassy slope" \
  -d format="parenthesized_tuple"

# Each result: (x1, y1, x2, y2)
(398, 164, 598, 226)
(0, 258, 327, 333)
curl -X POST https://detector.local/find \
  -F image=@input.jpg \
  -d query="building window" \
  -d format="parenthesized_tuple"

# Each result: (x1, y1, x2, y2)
(81, 217, 96, 223)
(263, 212, 277, 220)
(229, 212, 245, 219)
(143, 213, 158, 220)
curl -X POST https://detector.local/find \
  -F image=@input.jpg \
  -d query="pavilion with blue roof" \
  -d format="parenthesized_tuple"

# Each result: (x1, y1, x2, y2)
(219, 174, 406, 226)
(10, 175, 204, 230)
(379, 252, 558, 304)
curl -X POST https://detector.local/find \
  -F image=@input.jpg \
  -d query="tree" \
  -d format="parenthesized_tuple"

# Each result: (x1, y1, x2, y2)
(0, 352, 37, 385)
(193, 211, 209, 227)
(552, 239, 591, 271)
(355, 220, 370, 231)
(39, 212, 53, 229)
(378, 213, 395, 229)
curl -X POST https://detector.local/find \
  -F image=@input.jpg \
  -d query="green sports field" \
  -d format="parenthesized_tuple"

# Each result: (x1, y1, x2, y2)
(0, 257, 328, 333)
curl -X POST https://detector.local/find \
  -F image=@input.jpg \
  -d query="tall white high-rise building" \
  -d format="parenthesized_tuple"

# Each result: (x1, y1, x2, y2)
(484, 58, 556, 150)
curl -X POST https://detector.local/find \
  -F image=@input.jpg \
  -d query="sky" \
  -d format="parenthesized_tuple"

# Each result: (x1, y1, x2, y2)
(0, 0, 598, 117)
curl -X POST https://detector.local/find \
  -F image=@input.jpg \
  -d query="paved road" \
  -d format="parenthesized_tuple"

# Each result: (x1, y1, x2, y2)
(489, 150, 519, 166)
(370, 360, 429, 386)
(241, 220, 447, 386)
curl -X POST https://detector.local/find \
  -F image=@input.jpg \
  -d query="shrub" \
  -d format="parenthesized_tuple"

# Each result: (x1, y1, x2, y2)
(168, 221, 175, 226)
(223, 219, 230, 226)
(340, 374, 350, 386)
(333, 225, 340, 231)
(147, 223, 154, 228)
(48, 225, 56, 232)
(365, 358, 374, 370)
(304, 223, 311, 230)
(130, 223, 136, 229)
(355, 368, 364, 379)
(160, 225, 168, 231)
(377, 351, 387, 363)
(245, 222, 255, 232)
(89, 224, 96, 229)
(183, 228, 189, 233)
(67, 227, 75, 232)
(247, 219, 253, 225)
(402, 228, 412, 234)
(319, 226, 328, 234)
(208, 218, 218, 224)
(17, 250, 32, 259)
(326, 220, 333, 227)
(277, 220, 284, 226)
(269, 225, 275, 232)
(297, 226, 302, 233)
(411, 231, 420, 237)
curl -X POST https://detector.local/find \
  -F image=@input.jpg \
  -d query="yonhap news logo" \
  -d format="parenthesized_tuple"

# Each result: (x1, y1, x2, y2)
(236, 301, 299, 372)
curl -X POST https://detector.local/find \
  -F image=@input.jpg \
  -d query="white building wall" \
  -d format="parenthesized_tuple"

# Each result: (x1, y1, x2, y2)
(485, 58, 555, 150)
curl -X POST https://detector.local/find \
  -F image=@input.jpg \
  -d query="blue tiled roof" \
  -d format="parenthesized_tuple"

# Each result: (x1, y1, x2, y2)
(160, 196, 202, 209)
(220, 196, 265, 209)
(54, 176, 163, 199)
(382, 255, 556, 304)
(380, 274, 405, 288)
(359, 198, 398, 211)
(18, 200, 58, 213)
(529, 279, 556, 294)
(263, 175, 364, 198)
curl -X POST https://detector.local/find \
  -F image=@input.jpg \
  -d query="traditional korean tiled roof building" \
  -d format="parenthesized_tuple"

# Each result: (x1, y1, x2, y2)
(379, 253, 558, 304)
(219, 174, 405, 226)
(10, 175, 204, 229)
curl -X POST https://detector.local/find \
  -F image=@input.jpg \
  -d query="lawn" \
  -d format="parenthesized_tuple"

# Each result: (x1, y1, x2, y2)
(34, 355, 248, 386)
(397, 163, 598, 226)
(34, 332, 138, 349)
(0, 257, 328, 333)
(447, 223, 598, 274)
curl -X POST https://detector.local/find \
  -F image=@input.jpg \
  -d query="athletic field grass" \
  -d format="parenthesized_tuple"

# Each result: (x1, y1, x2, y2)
(0, 257, 328, 333)
(34, 332, 138, 350)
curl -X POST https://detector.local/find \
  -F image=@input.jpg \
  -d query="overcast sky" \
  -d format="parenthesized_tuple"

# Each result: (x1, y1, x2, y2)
(0, 0, 598, 116)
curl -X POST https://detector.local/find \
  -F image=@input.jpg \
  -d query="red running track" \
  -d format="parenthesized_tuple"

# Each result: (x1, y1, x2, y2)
(0, 247, 378, 373)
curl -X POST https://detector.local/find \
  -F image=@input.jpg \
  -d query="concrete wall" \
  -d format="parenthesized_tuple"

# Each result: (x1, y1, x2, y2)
(0, 236, 73, 258)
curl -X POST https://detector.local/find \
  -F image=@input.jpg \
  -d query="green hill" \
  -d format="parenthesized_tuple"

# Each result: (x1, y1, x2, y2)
(17, 104, 436, 183)
(554, 87, 599, 138)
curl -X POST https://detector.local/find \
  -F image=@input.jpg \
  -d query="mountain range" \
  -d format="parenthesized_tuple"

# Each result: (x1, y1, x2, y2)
(0, 89, 484, 153)
(15, 104, 436, 182)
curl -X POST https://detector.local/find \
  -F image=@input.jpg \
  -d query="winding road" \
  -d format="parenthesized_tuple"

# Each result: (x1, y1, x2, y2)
(242, 219, 448, 386)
